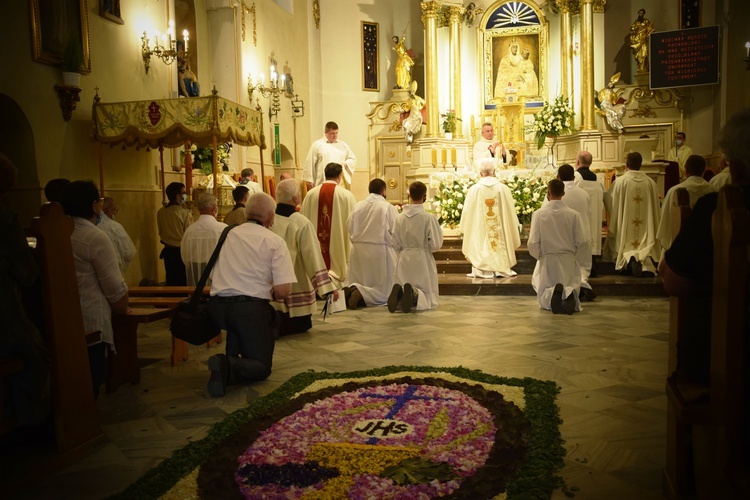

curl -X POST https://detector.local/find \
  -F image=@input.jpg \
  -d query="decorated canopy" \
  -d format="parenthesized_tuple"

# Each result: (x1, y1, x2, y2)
(91, 91, 267, 199)
(92, 93, 265, 149)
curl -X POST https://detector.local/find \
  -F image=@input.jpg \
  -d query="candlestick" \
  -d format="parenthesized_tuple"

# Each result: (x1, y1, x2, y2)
(183, 30, 189, 51)
(441, 147, 447, 165)
(431, 146, 437, 166)
(451, 147, 456, 164)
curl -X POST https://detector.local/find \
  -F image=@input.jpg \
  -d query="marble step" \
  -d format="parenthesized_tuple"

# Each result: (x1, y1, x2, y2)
(433, 237, 664, 297)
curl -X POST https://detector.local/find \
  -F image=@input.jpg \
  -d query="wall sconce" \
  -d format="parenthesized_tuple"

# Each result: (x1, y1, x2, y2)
(141, 21, 190, 73)
(745, 41, 750, 70)
(291, 94, 305, 118)
(247, 65, 291, 120)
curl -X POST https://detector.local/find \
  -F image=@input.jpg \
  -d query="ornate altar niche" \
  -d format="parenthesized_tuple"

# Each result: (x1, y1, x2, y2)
(366, 90, 470, 204)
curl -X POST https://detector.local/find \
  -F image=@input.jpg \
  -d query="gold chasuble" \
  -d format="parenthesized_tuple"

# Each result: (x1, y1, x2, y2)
(316, 183, 336, 270)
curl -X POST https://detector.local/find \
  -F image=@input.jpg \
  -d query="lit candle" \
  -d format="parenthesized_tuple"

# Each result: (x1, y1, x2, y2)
(441, 147, 447, 165)
(431, 146, 437, 165)
(167, 20, 174, 47)
(183, 29, 189, 51)
(161, 34, 168, 49)
(154, 32, 160, 48)
(280, 74, 286, 87)
(259, 73, 265, 85)
(746, 41, 750, 59)
(451, 147, 456, 164)
(248, 73, 254, 86)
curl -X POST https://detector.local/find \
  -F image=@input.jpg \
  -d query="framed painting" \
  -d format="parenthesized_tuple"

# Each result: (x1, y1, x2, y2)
(362, 21, 379, 91)
(30, 0, 91, 73)
(482, 26, 546, 109)
(99, 0, 123, 25)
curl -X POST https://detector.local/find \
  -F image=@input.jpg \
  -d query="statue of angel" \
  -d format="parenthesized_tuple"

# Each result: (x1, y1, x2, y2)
(596, 72, 627, 132)
(400, 81, 425, 146)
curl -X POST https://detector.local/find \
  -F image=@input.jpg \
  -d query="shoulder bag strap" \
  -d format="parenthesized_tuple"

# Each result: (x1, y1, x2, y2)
(189, 223, 237, 306)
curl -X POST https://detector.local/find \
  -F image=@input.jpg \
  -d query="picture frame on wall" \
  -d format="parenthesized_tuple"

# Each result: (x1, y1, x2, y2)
(99, 0, 124, 25)
(482, 27, 546, 109)
(362, 21, 379, 92)
(30, 0, 91, 73)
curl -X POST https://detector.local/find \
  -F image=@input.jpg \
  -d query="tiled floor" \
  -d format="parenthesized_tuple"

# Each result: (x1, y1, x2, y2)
(6, 295, 669, 499)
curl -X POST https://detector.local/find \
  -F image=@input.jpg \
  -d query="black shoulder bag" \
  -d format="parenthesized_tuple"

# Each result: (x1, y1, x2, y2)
(170, 224, 236, 345)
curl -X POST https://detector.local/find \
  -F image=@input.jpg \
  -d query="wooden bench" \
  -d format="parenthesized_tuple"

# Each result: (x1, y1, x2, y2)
(127, 286, 218, 366)
(30, 203, 104, 454)
(108, 308, 176, 393)
(707, 184, 749, 496)
(664, 185, 750, 498)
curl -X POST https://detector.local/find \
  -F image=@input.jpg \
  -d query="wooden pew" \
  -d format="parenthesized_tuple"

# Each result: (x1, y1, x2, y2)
(664, 188, 706, 498)
(126, 286, 216, 366)
(708, 184, 750, 497)
(30, 203, 103, 454)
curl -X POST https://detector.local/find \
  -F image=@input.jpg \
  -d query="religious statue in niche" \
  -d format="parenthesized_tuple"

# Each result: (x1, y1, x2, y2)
(177, 44, 199, 97)
(629, 8, 654, 74)
(596, 72, 627, 132)
(400, 80, 426, 146)
(493, 37, 539, 98)
(392, 30, 415, 89)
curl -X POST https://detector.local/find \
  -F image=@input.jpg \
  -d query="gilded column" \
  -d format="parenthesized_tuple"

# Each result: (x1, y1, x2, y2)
(421, 1, 441, 138)
(447, 5, 464, 138)
(579, 0, 595, 130)
(556, 1, 576, 99)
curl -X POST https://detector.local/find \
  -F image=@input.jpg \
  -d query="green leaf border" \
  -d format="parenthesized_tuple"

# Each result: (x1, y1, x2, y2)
(109, 365, 566, 499)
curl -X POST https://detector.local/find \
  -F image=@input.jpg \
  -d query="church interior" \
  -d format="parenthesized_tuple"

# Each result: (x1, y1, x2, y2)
(2, 0, 750, 497)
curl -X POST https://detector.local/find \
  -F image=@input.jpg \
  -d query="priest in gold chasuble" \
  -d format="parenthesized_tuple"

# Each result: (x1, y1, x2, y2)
(300, 163, 356, 288)
(459, 160, 521, 278)
(603, 152, 660, 274)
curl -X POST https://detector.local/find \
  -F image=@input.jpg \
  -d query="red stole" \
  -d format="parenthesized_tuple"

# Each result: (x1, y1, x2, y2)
(317, 183, 336, 270)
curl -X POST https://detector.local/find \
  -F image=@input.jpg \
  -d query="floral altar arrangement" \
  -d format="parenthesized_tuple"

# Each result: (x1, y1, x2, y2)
(531, 95, 575, 150)
(502, 173, 550, 225)
(191, 142, 232, 175)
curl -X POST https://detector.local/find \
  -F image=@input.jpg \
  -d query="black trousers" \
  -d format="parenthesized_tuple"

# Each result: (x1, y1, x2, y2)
(207, 297, 277, 384)
(160, 245, 186, 286)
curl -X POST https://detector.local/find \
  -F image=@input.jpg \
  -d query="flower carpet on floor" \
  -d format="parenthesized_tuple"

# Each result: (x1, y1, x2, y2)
(112, 366, 565, 499)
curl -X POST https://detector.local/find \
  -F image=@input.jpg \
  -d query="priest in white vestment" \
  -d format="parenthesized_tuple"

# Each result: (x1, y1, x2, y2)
(603, 152, 660, 276)
(300, 163, 357, 288)
(271, 180, 338, 334)
(459, 159, 521, 278)
(656, 155, 716, 258)
(389, 181, 443, 313)
(529, 179, 591, 314)
(96, 197, 136, 274)
(302, 121, 357, 189)
(472, 122, 506, 171)
(181, 193, 227, 286)
(345, 178, 399, 308)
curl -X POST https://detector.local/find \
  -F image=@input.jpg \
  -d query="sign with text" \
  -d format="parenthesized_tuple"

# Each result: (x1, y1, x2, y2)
(650, 25, 720, 89)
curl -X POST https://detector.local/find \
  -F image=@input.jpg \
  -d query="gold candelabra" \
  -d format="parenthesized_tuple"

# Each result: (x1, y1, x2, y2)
(247, 65, 292, 120)
(141, 21, 190, 74)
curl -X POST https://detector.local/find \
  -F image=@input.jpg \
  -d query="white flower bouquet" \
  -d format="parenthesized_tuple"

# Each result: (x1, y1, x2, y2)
(531, 95, 575, 150)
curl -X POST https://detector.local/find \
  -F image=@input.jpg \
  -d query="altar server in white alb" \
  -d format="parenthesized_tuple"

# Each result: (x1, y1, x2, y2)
(300, 163, 356, 288)
(472, 122, 506, 171)
(270, 179, 338, 335)
(459, 159, 521, 278)
(655, 154, 715, 259)
(302, 121, 357, 189)
(528, 179, 591, 314)
(603, 152, 660, 276)
(388, 181, 443, 313)
(345, 178, 399, 309)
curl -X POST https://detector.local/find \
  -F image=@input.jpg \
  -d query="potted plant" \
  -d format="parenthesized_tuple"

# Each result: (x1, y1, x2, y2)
(62, 39, 84, 87)
(441, 110, 461, 140)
